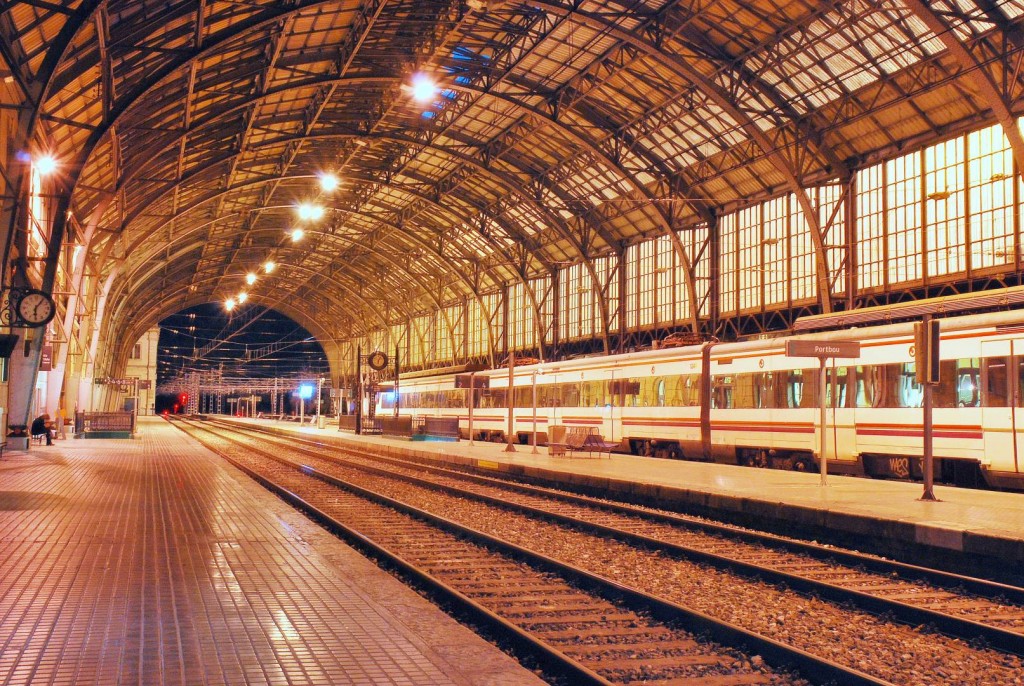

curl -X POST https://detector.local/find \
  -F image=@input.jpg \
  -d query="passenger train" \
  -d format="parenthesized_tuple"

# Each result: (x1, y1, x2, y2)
(377, 292, 1024, 491)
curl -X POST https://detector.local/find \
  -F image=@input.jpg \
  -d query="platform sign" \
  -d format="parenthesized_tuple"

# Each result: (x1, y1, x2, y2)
(785, 340, 860, 358)
(784, 339, 860, 488)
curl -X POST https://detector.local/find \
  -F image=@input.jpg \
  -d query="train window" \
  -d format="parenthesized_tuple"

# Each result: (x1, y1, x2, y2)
(898, 363, 923, 408)
(656, 379, 666, 407)
(824, 367, 849, 408)
(786, 370, 804, 408)
(712, 375, 733, 409)
(1017, 359, 1024, 407)
(933, 358, 980, 408)
(854, 365, 890, 408)
(983, 357, 1009, 407)
(677, 375, 700, 406)
(731, 373, 757, 409)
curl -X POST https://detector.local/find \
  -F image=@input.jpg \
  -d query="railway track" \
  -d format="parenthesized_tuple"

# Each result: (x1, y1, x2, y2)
(208, 418, 1024, 651)
(174, 418, 879, 686)
(179, 418, 1024, 684)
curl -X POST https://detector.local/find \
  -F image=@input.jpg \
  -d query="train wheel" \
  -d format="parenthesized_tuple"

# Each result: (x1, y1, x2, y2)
(792, 457, 812, 472)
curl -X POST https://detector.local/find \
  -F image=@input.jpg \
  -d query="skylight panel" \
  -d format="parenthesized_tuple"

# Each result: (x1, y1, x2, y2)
(1001, 0, 1024, 20)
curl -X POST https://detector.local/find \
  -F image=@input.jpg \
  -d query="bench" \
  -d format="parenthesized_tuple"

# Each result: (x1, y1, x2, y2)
(557, 427, 616, 458)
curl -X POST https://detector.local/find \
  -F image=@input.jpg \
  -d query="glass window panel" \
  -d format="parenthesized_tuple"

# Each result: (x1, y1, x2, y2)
(887, 152, 923, 284)
(856, 163, 886, 290)
(720, 213, 738, 316)
(763, 196, 788, 306)
(738, 206, 761, 311)
(984, 356, 1009, 407)
(969, 124, 1015, 268)
(924, 136, 966, 278)
(817, 182, 846, 296)
(625, 244, 640, 328)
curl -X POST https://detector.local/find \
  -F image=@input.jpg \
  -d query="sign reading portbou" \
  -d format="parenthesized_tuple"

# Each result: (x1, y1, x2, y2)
(785, 339, 861, 358)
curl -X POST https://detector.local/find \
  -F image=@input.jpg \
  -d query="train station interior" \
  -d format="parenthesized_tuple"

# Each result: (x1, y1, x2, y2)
(4, 1, 1024, 684)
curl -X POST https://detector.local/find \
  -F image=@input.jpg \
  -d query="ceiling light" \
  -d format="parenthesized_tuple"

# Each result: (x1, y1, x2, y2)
(291, 228, 305, 242)
(296, 202, 325, 221)
(246, 272, 257, 285)
(410, 73, 438, 102)
(237, 292, 248, 303)
(34, 155, 57, 175)
(264, 261, 276, 273)
(319, 173, 339, 192)
(225, 298, 236, 311)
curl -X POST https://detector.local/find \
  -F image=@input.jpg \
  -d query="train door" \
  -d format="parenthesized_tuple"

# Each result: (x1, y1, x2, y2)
(981, 340, 1024, 474)
(828, 366, 857, 463)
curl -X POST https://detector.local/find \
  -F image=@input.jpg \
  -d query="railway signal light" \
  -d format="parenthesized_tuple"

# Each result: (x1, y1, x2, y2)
(914, 319, 940, 385)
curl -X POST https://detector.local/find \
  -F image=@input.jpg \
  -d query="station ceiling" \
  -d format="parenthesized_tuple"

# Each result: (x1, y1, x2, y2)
(3, 0, 1023, 348)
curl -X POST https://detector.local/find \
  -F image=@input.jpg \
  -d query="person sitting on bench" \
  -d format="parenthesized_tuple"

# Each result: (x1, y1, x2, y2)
(31, 413, 55, 446)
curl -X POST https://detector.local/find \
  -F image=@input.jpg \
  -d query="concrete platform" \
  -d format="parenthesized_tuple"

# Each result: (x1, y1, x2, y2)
(223, 415, 1024, 574)
(0, 417, 544, 686)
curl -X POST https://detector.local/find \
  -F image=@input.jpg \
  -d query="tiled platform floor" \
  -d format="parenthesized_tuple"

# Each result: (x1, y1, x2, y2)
(0, 418, 544, 686)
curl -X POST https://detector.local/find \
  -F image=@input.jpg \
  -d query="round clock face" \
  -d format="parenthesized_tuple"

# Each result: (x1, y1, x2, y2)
(367, 350, 388, 371)
(16, 290, 55, 327)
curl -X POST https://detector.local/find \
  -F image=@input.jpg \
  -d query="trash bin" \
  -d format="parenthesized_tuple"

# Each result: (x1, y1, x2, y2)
(317, 415, 326, 429)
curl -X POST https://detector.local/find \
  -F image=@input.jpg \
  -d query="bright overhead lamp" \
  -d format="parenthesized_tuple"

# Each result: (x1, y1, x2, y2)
(319, 173, 340, 193)
(237, 292, 248, 303)
(291, 228, 305, 242)
(34, 155, 57, 175)
(296, 202, 325, 221)
(246, 272, 257, 285)
(225, 298, 236, 311)
(410, 73, 438, 102)
(264, 261, 276, 273)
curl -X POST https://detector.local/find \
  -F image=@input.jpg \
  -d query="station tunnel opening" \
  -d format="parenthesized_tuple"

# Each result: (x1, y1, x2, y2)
(155, 303, 330, 416)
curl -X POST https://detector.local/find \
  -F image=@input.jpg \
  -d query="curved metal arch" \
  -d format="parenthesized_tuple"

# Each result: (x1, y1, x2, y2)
(902, 0, 1024, 176)
(111, 219, 501, 355)
(113, 207, 510, 334)
(531, 0, 840, 312)
(102, 81, 718, 333)
(105, 76, 619, 252)
(111, 237, 424, 340)
(0, 1, 105, 282)
(61, 47, 699, 338)
(117, 295, 343, 387)
(115, 264, 377, 356)
(84, 156, 535, 302)
(105, 133, 591, 287)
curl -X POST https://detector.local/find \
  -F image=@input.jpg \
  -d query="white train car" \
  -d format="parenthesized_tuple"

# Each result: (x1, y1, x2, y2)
(380, 304, 1024, 491)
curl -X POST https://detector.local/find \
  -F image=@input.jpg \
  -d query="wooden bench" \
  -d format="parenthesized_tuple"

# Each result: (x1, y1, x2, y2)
(560, 427, 616, 458)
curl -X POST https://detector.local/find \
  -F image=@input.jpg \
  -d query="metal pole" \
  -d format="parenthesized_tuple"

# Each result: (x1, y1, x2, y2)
(505, 354, 516, 452)
(819, 356, 828, 486)
(394, 345, 400, 418)
(468, 371, 475, 446)
(316, 378, 322, 420)
(531, 370, 538, 454)
(355, 345, 362, 434)
(922, 373, 937, 501)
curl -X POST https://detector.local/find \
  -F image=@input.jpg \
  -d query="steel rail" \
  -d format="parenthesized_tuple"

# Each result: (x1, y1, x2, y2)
(180, 417, 891, 686)
(209, 417, 1024, 656)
